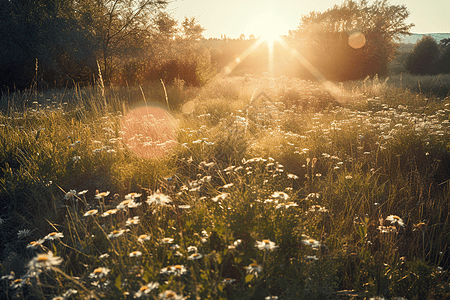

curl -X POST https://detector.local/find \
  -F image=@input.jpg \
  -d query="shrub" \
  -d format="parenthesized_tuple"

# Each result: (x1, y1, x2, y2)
(405, 35, 440, 75)
(437, 46, 450, 74)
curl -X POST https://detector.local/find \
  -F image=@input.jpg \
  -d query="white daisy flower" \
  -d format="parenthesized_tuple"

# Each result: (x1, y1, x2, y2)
(17, 229, 32, 239)
(222, 183, 234, 189)
(27, 239, 45, 249)
(27, 251, 63, 270)
(187, 253, 203, 260)
(158, 290, 184, 300)
(160, 237, 174, 244)
(245, 263, 262, 277)
(160, 265, 188, 276)
(89, 267, 110, 278)
(386, 215, 405, 227)
(212, 193, 229, 202)
(44, 232, 64, 241)
(83, 209, 98, 217)
(287, 174, 299, 179)
(125, 193, 141, 200)
(255, 239, 278, 251)
(147, 192, 172, 206)
(107, 229, 129, 238)
(137, 234, 151, 243)
(271, 192, 289, 201)
(117, 199, 142, 210)
(129, 251, 142, 257)
(95, 191, 110, 199)
(301, 238, 321, 249)
(126, 216, 140, 226)
(64, 190, 77, 200)
(187, 246, 198, 252)
(135, 282, 159, 298)
(101, 209, 118, 217)
(10, 278, 25, 289)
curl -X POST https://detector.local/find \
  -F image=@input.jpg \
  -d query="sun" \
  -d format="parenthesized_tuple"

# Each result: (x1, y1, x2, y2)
(244, 11, 287, 43)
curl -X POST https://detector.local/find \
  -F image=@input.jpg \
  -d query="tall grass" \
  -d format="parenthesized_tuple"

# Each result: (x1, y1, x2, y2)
(1, 75, 450, 299)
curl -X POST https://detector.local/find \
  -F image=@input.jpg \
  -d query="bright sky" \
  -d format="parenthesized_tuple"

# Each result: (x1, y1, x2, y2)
(168, 0, 450, 39)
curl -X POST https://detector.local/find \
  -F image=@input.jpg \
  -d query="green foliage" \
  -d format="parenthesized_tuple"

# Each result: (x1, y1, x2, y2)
(2, 77, 450, 299)
(437, 39, 450, 74)
(0, 0, 100, 89)
(405, 35, 440, 75)
(113, 13, 215, 87)
(288, 0, 414, 80)
(0, 0, 216, 92)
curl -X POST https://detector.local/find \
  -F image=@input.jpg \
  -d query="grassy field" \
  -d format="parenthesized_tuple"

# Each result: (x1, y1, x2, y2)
(1, 75, 450, 299)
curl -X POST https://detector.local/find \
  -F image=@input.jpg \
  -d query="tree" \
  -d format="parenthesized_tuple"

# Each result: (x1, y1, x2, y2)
(73, 0, 168, 83)
(182, 17, 205, 41)
(0, 0, 97, 90)
(0, 0, 168, 90)
(437, 38, 450, 74)
(112, 13, 213, 88)
(288, 0, 414, 80)
(405, 35, 440, 75)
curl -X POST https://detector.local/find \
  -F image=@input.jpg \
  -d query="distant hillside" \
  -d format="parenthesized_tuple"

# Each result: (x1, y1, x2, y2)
(399, 33, 450, 44)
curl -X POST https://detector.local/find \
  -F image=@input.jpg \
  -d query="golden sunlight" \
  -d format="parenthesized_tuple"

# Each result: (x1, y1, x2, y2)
(244, 11, 286, 43)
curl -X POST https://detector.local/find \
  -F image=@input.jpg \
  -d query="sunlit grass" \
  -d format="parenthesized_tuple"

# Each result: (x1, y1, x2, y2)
(1, 75, 450, 299)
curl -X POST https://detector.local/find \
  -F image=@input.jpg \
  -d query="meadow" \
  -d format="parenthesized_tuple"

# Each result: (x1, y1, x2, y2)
(1, 74, 450, 299)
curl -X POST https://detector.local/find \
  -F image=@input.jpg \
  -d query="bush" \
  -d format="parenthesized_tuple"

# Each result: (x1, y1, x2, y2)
(405, 35, 440, 75)
(437, 46, 450, 74)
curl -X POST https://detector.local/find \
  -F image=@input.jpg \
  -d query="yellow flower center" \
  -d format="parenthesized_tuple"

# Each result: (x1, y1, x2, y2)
(36, 255, 49, 262)
(175, 265, 182, 269)
(140, 286, 148, 292)
(139, 234, 148, 239)
(262, 239, 270, 244)
(166, 292, 175, 298)
(250, 263, 259, 267)
(94, 268, 103, 274)
(415, 222, 426, 228)
(113, 230, 120, 234)
(49, 232, 57, 236)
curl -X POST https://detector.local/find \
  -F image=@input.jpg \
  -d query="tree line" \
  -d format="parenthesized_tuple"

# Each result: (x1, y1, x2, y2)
(0, 0, 212, 90)
(405, 36, 450, 75)
(2, 0, 448, 92)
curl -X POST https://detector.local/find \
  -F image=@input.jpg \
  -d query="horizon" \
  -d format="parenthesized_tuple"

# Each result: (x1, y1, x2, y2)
(168, 0, 450, 39)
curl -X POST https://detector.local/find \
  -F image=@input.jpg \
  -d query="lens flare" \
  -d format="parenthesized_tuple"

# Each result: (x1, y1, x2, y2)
(348, 32, 366, 49)
(120, 104, 177, 159)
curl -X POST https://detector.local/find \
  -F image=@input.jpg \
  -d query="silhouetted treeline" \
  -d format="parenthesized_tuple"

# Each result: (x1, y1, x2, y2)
(0, 0, 100, 90)
(205, 0, 416, 81)
(0, 0, 214, 91)
(2, 0, 433, 92)
(405, 36, 450, 75)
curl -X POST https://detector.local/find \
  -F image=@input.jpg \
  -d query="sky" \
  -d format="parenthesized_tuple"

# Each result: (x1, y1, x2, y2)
(167, 0, 450, 39)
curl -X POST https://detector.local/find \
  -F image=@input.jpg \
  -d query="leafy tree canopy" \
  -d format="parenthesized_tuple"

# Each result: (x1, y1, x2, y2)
(405, 35, 440, 75)
(288, 0, 414, 80)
